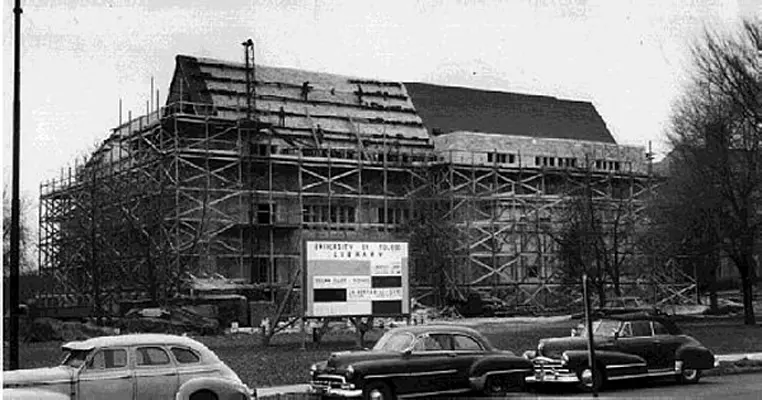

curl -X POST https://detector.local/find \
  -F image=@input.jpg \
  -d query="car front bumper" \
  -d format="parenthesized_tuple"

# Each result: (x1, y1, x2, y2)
(526, 365, 579, 384)
(309, 384, 362, 398)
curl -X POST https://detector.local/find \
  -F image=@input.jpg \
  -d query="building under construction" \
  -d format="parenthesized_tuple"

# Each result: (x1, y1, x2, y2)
(38, 51, 696, 319)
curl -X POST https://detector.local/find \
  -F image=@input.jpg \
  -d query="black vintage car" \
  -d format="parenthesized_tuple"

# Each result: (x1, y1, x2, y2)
(524, 313, 715, 391)
(309, 324, 533, 399)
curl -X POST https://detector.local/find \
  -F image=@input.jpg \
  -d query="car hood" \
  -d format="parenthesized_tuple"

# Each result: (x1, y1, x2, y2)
(326, 350, 401, 369)
(539, 336, 614, 359)
(3, 367, 75, 388)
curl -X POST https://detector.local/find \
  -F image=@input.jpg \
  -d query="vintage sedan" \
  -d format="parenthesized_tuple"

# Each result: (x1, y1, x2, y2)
(524, 313, 715, 391)
(2, 333, 254, 400)
(309, 324, 533, 399)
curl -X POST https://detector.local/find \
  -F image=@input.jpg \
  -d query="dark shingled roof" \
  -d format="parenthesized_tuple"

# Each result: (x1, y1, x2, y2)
(404, 82, 616, 144)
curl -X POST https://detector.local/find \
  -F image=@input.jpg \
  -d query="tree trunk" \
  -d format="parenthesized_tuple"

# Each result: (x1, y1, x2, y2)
(596, 279, 606, 309)
(708, 264, 718, 312)
(741, 273, 756, 325)
(351, 317, 374, 349)
(739, 250, 757, 325)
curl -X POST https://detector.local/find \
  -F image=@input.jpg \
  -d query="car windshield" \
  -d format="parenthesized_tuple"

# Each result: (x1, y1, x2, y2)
(61, 349, 92, 368)
(373, 332, 415, 352)
(579, 319, 621, 337)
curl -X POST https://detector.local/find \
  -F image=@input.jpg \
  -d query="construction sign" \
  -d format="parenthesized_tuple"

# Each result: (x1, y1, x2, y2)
(304, 241, 409, 317)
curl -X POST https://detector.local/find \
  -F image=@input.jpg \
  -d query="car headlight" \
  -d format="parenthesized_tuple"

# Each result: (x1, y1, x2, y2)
(561, 352, 570, 366)
(345, 365, 355, 379)
(309, 363, 318, 375)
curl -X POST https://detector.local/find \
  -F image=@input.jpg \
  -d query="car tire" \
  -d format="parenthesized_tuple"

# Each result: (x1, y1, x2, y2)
(189, 390, 218, 400)
(483, 375, 508, 397)
(677, 368, 702, 384)
(363, 381, 393, 400)
(483, 374, 525, 397)
(576, 366, 604, 392)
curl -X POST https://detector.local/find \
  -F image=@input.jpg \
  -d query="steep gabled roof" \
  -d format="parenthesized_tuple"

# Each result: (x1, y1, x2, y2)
(167, 55, 430, 144)
(404, 82, 616, 144)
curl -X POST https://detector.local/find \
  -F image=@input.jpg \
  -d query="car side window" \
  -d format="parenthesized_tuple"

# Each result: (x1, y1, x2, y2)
(453, 335, 483, 351)
(171, 347, 201, 364)
(136, 346, 171, 366)
(88, 348, 127, 370)
(652, 321, 669, 335)
(413, 334, 450, 351)
(631, 320, 652, 337)
(619, 322, 633, 337)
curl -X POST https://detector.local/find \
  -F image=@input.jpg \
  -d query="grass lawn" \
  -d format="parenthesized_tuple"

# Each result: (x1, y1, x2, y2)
(7, 316, 762, 389)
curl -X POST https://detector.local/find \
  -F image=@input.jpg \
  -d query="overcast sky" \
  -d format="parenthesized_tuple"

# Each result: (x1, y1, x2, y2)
(2, 0, 759, 205)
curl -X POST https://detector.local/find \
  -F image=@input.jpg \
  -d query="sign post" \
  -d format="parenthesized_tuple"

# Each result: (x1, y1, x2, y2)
(583, 273, 598, 397)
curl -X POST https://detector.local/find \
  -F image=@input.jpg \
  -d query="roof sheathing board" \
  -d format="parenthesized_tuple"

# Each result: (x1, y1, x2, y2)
(179, 55, 429, 142)
(405, 82, 616, 144)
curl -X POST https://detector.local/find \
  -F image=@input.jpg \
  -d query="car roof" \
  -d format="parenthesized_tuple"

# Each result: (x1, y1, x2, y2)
(385, 324, 496, 347)
(604, 311, 662, 321)
(62, 333, 206, 351)
(386, 324, 480, 335)
(600, 312, 682, 334)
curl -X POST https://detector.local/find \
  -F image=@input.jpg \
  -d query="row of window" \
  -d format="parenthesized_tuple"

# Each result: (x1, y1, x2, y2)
(534, 156, 623, 171)
(248, 204, 413, 225)
(487, 152, 517, 164)
(534, 156, 578, 168)
(250, 143, 430, 163)
(80, 346, 200, 370)
(250, 144, 629, 172)
(303, 205, 357, 224)
(302, 205, 411, 225)
(595, 159, 623, 171)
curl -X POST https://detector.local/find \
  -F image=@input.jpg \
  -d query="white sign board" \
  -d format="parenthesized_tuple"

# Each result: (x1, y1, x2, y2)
(304, 241, 409, 317)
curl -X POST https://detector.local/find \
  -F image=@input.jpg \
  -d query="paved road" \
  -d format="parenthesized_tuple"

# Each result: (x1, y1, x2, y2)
(261, 373, 762, 399)
(515, 373, 762, 399)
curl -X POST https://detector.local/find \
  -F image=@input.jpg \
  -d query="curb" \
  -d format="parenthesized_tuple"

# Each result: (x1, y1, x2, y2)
(256, 384, 311, 399)
(714, 352, 762, 366)
(254, 353, 762, 399)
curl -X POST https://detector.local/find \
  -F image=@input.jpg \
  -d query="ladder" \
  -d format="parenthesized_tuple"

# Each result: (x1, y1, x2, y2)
(347, 115, 370, 161)
(305, 107, 321, 147)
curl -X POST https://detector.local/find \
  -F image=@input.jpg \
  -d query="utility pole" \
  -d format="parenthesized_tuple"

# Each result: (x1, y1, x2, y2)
(9, 0, 24, 370)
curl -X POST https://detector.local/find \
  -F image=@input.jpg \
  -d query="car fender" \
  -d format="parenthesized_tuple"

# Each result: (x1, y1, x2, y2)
(3, 388, 70, 400)
(175, 377, 254, 400)
(563, 349, 647, 374)
(675, 345, 715, 370)
(468, 355, 533, 391)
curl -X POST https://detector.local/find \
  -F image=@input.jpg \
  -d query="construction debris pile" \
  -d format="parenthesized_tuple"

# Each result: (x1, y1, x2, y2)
(120, 305, 220, 336)
(22, 318, 118, 343)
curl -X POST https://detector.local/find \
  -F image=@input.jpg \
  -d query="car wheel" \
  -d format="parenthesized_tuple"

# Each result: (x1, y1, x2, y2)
(576, 366, 604, 392)
(363, 381, 393, 400)
(677, 368, 702, 384)
(189, 390, 218, 400)
(485, 373, 526, 396)
(483, 375, 508, 397)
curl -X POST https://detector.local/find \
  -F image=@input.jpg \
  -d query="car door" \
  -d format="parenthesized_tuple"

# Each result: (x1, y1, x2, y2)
(449, 334, 486, 390)
(402, 333, 459, 395)
(650, 320, 681, 369)
(171, 346, 218, 387)
(614, 320, 653, 374)
(77, 347, 134, 400)
(133, 345, 180, 400)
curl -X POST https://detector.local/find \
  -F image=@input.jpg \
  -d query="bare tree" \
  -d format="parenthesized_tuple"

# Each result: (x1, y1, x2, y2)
(3, 186, 35, 276)
(406, 170, 465, 309)
(554, 174, 636, 307)
(646, 158, 723, 312)
(667, 20, 761, 325)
